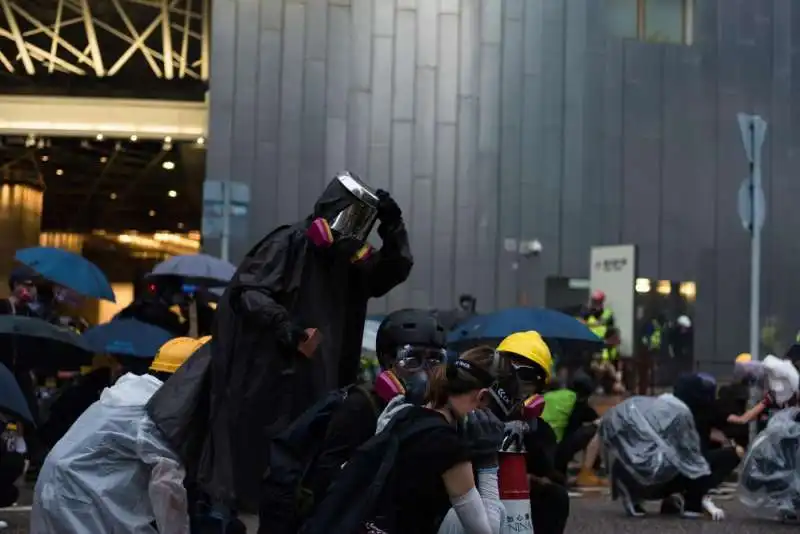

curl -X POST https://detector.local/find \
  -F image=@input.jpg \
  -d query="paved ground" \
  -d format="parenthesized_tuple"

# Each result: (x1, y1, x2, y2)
(2, 484, 792, 533)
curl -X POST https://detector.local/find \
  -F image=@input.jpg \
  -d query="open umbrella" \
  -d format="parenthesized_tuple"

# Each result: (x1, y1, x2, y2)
(149, 253, 235, 287)
(0, 315, 92, 369)
(447, 307, 603, 350)
(15, 247, 115, 302)
(83, 319, 176, 358)
(0, 363, 35, 425)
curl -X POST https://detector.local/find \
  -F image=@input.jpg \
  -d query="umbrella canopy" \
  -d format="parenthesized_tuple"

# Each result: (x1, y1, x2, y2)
(0, 315, 92, 369)
(149, 254, 235, 287)
(447, 307, 603, 350)
(15, 247, 115, 302)
(0, 363, 35, 426)
(83, 319, 176, 358)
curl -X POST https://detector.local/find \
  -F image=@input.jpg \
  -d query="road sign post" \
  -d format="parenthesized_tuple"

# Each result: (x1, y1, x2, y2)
(737, 113, 768, 444)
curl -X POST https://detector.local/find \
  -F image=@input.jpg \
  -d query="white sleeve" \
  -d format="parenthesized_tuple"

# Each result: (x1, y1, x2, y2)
(436, 469, 505, 534)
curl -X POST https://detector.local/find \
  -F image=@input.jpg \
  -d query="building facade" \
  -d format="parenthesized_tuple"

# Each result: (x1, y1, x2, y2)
(205, 0, 800, 370)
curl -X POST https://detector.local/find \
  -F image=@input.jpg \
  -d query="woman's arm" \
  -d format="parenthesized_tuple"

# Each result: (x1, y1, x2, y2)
(727, 400, 766, 424)
(441, 462, 495, 534)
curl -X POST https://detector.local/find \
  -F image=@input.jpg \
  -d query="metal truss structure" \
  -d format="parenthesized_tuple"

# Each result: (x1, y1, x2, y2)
(0, 0, 209, 81)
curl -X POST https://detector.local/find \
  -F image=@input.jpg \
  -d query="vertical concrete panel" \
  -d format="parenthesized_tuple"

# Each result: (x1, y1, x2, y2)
(459, 0, 478, 96)
(300, 60, 326, 215)
(393, 11, 416, 120)
(437, 14, 459, 124)
(277, 3, 306, 225)
(351, 0, 373, 91)
(325, 7, 351, 179)
(560, 0, 587, 277)
(305, 0, 328, 60)
(410, 179, 434, 308)
(538, 0, 565, 277)
(370, 36, 394, 190)
(601, 40, 624, 246)
(388, 121, 414, 310)
(497, 6, 523, 307)
(373, 0, 396, 37)
(417, 0, 439, 67)
(620, 43, 662, 277)
(432, 124, 457, 306)
(414, 68, 437, 176)
(347, 90, 371, 176)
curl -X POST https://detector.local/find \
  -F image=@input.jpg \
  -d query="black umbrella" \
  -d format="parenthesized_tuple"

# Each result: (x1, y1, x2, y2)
(0, 315, 92, 370)
(0, 363, 35, 426)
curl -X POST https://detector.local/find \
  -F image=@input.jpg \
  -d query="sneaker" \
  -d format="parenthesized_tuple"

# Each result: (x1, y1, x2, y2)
(660, 494, 684, 515)
(575, 468, 610, 488)
(612, 473, 646, 517)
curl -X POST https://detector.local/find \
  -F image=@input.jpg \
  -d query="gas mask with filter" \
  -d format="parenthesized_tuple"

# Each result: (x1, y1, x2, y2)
(306, 172, 380, 261)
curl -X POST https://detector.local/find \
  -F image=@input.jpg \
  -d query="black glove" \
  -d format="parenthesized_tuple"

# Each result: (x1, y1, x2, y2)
(376, 189, 402, 226)
(277, 322, 308, 351)
(462, 409, 505, 468)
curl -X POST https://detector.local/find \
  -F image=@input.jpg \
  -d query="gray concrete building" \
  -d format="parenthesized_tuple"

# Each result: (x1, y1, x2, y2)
(205, 0, 800, 371)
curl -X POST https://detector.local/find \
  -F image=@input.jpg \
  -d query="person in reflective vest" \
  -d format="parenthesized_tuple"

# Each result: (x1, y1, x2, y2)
(641, 318, 663, 352)
(583, 290, 614, 341)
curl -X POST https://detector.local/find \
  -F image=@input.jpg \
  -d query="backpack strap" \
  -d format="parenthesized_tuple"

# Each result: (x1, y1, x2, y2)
(353, 384, 382, 419)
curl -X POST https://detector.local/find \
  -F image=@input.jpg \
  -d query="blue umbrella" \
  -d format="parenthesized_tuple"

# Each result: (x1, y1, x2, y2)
(149, 253, 235, 287)
(0, 315, 92, 369)
(0, 363, 34, 425)
(447, 307, 603, 348)
(83, 319, 176, 358)
(15, 247, 115, 302)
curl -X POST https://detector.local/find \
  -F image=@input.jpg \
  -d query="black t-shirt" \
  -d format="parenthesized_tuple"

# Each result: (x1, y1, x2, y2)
(306, 387, 384, 499)
(524, 417, 564, 484)
(392, 407, 471, 534)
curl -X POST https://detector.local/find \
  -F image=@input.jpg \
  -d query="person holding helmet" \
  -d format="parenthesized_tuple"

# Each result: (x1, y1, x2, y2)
(495, 331, 571, 534)
(31, 336, 210, 534)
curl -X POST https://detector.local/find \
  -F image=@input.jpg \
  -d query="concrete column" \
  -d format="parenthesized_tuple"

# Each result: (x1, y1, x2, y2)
(0, 178, 43, 296)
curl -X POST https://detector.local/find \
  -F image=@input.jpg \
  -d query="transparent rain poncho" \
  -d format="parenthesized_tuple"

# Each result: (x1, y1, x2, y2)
(599, 394, 710, 486)
(30, 373, 189, 534)
(739, 407, 800, 516)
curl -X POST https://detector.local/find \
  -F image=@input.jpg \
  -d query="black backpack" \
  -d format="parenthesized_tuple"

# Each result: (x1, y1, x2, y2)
(299, 408, 447, 534)
(259, 385, 381, 534)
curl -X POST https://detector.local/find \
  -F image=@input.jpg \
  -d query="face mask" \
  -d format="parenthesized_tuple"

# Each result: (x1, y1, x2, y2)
(403, 370, 429, 405)
(307, 217, 334, 247)
(522, 394, 546, 420)
(374, 370, 405, 403)
(14, 287, 33, 303)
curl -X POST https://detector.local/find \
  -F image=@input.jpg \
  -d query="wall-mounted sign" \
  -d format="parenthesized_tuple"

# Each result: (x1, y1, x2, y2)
(590, 245, 636, 357)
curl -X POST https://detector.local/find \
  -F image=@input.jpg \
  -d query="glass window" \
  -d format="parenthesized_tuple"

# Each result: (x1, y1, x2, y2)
(605, 0, 639, 40)
(644, 0, 685, 43)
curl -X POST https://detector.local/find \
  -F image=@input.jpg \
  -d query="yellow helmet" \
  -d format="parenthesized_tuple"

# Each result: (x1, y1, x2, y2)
(735, 353, 752, 364)
(150, 336, 211, 374)
(496, 331, 553, 381)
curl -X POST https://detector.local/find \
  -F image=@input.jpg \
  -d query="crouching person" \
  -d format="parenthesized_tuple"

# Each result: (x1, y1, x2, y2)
(30, 337, 210, 534)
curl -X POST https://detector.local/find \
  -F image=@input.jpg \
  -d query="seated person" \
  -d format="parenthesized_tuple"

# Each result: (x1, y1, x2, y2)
(590, 328, 625, 395)
(541, 370, 605, 487)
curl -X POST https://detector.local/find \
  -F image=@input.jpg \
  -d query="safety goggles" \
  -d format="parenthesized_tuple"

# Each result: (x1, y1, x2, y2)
(511, 361, 548, 385)
(395, 345, 447, 371)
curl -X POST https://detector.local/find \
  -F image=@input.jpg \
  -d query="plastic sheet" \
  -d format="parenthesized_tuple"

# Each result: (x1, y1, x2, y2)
(599, 394, 710, 486)
(739, 407, 800, 516)
(31, 373, 189, 534)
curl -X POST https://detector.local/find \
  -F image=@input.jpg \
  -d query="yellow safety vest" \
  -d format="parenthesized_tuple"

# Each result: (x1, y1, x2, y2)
(586, 308, 613, 340)
(645, 321, 662, 351)
(602, 346, 619, 362)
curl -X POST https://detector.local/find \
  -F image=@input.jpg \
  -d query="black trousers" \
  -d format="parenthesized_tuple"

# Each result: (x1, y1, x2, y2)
(554, 424, 597, 475)
(614, 447, 740, 509)
(530, 481, 570, 534)
(0, 452, 23, 507)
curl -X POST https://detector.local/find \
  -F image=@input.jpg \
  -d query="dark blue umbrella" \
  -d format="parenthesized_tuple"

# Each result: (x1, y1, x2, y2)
(149, 253, 235, 287)
(15, 247, 115, 302)
(83, 319, 176, 358)
(0, 363, 34, 425)
(0, 315, 92, 369)
(447, 307, 603, 349)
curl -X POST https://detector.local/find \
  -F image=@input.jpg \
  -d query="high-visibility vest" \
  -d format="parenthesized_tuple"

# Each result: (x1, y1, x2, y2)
(643, 321, 662, 351)
(586, 308, 613, 339)
(603, 346, 619, 362)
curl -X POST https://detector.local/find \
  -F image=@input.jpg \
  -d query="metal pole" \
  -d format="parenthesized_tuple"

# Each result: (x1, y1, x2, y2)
(748, 121, 762, 445)
(220, 180, 231, 262)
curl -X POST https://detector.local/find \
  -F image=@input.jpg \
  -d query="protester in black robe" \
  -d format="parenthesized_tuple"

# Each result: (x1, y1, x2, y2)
(148, 172, 412, 513)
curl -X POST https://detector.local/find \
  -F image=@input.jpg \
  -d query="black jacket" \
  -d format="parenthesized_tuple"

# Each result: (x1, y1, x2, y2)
(148, 186, 412, 512)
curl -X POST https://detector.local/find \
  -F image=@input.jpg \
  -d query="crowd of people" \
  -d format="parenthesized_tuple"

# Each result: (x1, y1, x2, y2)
(0, 171, 797, 533)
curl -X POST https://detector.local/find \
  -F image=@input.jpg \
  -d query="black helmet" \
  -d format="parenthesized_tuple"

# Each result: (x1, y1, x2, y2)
(375, 309, 447, 367)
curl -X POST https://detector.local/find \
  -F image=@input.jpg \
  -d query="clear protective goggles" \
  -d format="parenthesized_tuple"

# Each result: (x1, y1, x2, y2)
(394, 344, 447, 372)
(510, 360, 549, 385)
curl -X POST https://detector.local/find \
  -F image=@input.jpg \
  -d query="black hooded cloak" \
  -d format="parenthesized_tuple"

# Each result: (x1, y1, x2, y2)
(147, 180, 412, 511)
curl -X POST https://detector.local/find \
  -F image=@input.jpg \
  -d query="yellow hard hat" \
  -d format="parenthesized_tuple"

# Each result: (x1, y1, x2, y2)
(496, 331, 553, 381)
(735, 353, 752, 364)
(150, 336, 211, 374)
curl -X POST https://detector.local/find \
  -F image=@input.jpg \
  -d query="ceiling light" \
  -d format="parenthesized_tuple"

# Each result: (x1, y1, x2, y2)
(55, 169, 63, 176)
(177, 222, 184, 229)
(40, 155, 48, 162)
(164, 136, 172, 143)
(95, 133, 104, 141)
(162, 161, 175, 170)
(196, 136, 205, 145)
(25, 134, 35, 148)
(109, 192, 117, 200)
(100, 156, 108, 163)
(168, 190, 177, 198)
(36, 139, 45, 149)
(148, 210, 156, 217)
(130, 135, 138, 142)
